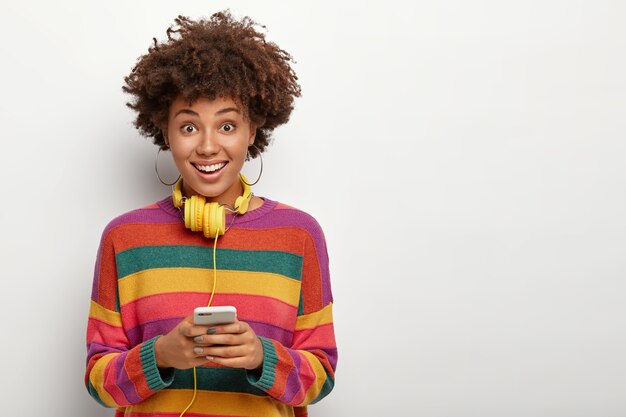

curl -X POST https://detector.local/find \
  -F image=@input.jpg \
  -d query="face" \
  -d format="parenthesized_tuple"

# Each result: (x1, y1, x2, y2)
(165, 96, 255, 206)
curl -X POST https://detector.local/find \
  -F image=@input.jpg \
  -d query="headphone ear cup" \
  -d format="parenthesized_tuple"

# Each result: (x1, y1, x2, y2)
(193, 196, 206, 232)
(172, 178, 184, 207)
(214, 204, 225, 235)
(234, 195, 249, 214)
(184, 195, 192, 229)
(234, 174, 252, 215)
(203, 203, 225, 238)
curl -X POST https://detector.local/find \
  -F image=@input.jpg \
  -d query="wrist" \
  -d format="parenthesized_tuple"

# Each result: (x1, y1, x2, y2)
(154, 336, 171, 369)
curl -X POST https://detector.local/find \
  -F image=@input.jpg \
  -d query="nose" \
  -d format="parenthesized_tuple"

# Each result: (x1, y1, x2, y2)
(195, 131, 220, 156)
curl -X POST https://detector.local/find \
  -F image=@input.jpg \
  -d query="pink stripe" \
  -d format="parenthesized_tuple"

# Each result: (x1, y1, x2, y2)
(291, 323, 336, 349)
(120, 292, 204, 329)
(87, 319, 128, 346)
(121, 292, 297, 331)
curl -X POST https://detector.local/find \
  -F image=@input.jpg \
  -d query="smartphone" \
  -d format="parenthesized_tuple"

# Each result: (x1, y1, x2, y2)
(193, 306, 237, 326)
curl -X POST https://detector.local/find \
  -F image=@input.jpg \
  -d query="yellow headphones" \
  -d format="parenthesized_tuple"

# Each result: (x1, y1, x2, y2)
(172, 174, 252, 238)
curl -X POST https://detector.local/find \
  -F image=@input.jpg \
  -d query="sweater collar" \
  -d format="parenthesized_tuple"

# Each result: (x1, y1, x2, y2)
(156, 194, 277, 224)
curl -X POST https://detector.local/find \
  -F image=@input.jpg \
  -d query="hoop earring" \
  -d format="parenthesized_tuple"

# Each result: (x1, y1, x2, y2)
(241, 144, 263, 186)
(155, 147, 181, 186)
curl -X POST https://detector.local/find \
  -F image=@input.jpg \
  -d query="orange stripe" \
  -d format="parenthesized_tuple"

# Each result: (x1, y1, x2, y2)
(97, 235, 118, 311)
(124, 347, 152, 398)
(300, 234, 323, 314)
(269, 342, 295, 399)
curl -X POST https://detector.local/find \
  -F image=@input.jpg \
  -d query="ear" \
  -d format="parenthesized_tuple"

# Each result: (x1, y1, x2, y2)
(248, 125, 257, 146)
(162, 129, 169, 148)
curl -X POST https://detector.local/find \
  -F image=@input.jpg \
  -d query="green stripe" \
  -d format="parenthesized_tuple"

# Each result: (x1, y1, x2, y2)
(116, 245, 303, 280)
(297, 292, 305, 316)
(139, 336, 174, 391)
(247, 337, 277, 391)
(169, 367, 266, 396)
(87, 380, 112, 408)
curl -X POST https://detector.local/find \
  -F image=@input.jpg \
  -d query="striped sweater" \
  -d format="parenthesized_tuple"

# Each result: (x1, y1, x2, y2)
(85, 196, 337, 416)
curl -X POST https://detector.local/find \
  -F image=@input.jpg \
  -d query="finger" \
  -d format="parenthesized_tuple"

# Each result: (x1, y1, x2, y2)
(203, 344, 249, 359)
(200, 333, 246, 346)
(209, 320, 248, 335)
(209, 356, 251, 369)
(182, 322, 217, 338)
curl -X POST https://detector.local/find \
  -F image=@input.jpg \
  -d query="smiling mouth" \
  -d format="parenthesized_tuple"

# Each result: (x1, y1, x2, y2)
(193, 162, 227, 174)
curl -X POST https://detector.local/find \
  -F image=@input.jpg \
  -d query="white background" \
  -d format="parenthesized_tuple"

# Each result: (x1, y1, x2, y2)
(0, 1, 625, 416)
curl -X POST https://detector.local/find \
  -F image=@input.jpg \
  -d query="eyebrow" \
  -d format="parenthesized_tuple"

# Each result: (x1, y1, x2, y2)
(174, 107, 241, 118)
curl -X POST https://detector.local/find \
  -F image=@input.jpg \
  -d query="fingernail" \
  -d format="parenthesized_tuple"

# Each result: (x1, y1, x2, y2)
(206, 328, 216, 334)
(194, 336, 203, 343)
(206, 355, 214, 361)
(194, 347, 203, 354)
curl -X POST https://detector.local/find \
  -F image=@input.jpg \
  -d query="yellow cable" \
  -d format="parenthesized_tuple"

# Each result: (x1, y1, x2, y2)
(178, 368, 197, 417)
(179, 231, 219, 417)
(207, 230, 219, 307)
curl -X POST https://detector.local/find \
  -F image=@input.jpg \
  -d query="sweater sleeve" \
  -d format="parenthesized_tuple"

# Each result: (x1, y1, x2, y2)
(246, 218, 337, 406)
(85, 225, 174, 407)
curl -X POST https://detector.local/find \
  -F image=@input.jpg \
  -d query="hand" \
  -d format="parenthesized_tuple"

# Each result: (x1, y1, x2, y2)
(192, 320, 265, 370)
(154, 316, 218, 370)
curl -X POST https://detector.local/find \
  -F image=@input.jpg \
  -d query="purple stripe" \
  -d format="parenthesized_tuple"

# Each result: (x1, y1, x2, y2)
(105, 205, 180, 231)
(127, 317, 181, 346)
(91, 232, 108, 301)
(324, 348, 339, 370)
(248, 320, 294, 345)
(87, 342, 127, 363)
(126, 317, 294, 347)
(112, 351, 142, 404)
(280, 349, 304, 403)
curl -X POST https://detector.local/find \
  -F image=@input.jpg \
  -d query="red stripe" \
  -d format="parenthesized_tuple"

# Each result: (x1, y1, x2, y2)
(294, 406, 309, 417)
(124, 347, 152, 399)
(291, 323, 336, 349)
(112, 222, 309, 255)
(269, 341, 296, 398)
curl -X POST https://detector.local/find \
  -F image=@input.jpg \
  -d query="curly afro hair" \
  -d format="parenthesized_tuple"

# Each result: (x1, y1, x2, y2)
(122, 11, 301, 157)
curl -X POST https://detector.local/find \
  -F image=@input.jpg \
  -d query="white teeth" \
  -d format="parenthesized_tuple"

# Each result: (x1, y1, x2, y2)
(195, 162, 226, 173)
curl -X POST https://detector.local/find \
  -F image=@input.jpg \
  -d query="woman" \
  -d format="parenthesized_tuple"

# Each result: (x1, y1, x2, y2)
(85, 11, 337, 417)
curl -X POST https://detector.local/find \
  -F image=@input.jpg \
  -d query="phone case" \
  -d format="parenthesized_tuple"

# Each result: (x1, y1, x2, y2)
(193, 306, 237, 326)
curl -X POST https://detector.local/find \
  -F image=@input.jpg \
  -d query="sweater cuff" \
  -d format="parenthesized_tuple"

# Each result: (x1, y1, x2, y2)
(246, 336, 278, 391)
(139, 336, 175, 390)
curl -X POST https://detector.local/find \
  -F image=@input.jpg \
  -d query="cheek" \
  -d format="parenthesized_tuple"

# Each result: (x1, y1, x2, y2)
(169, 146, 191, 168)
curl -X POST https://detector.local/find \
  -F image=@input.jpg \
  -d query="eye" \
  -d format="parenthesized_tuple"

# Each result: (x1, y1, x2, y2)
(220, 123, 236, 133)
(180, 124, 197, 134)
